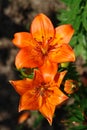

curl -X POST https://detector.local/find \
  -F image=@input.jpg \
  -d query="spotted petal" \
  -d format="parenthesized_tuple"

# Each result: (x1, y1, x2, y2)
(31, 13, 54, 44)
(49, 44, 75, 63)
(55, 24, 74, 44)
(40, 87, 68, 125)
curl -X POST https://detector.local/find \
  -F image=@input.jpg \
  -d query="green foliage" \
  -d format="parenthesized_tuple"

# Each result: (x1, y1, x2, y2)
(64, 85, 87, 130)
(59, 62, 87, 130)
(58, 1, 87, 129)
(59, 62, 79, 81)
(32, 111, 44, 128)
(58, 63, 87, 130)
(17, 68, 34, 79)
(58, 0, 87, 61)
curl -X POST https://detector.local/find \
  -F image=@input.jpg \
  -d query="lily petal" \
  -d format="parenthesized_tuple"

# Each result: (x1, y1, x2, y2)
(39, 102, 55, 125)
(39, 58, 58, 83)
(31, 13, 54, 44)
(19, 90, 42, 112)
(33, 70, 44, 86)
(48, 87, 68, 106)
(12, 32, 36, 48)
(9, 79, 33, 95)
(49, 44, 75, 63)
(54, 70, 67, 87)
(15, 47, 43, 69)
(55, 24, 74, 44)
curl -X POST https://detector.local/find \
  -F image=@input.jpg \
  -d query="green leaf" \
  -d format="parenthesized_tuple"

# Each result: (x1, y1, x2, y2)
(74, 40, 87, 60)
(82, 3, 87, 31)
(72, 15, 81, 31)
(70, 36, 78, 47)
(69, 116, 81, 122)
(61, 0, 71, 6)
(19, 68, 34, 79)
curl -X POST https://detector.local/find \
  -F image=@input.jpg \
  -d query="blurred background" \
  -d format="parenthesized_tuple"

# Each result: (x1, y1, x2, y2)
(0, 0, 87, 130)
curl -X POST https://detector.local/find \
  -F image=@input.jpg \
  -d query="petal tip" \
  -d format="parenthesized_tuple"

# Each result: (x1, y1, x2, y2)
(9, 80, 14, 86)
(47, 116, 53, 125)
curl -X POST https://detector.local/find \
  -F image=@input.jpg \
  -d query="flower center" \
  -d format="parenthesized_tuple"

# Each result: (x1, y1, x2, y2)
(35, 83, 48, 96)
(35, 82, 54, 97)
(41, 47, 48, 55)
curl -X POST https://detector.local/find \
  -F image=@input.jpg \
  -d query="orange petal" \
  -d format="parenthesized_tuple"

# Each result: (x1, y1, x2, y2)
(15, 47, 43, 69)
(55, 24, 74, 44)
(48, 87, 68, 106)
(9, 78, 33, 95)
(39, 58, 58, 83)
(30, 13, 54, 44)
(33, 70, 44, 86)
(39, 102, 55, 125)
(39, 87, 68, 125)
(49, 44, 75, 63)
(19, 91, 42, 112)
(54, 70, 67, 87)
(12, 32, 36, 48)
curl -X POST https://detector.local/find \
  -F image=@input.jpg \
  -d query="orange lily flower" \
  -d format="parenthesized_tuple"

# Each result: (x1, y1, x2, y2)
(64, 79, 78, 94)
(12, 13, 75, 80)
(10, 70, 68, 125)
